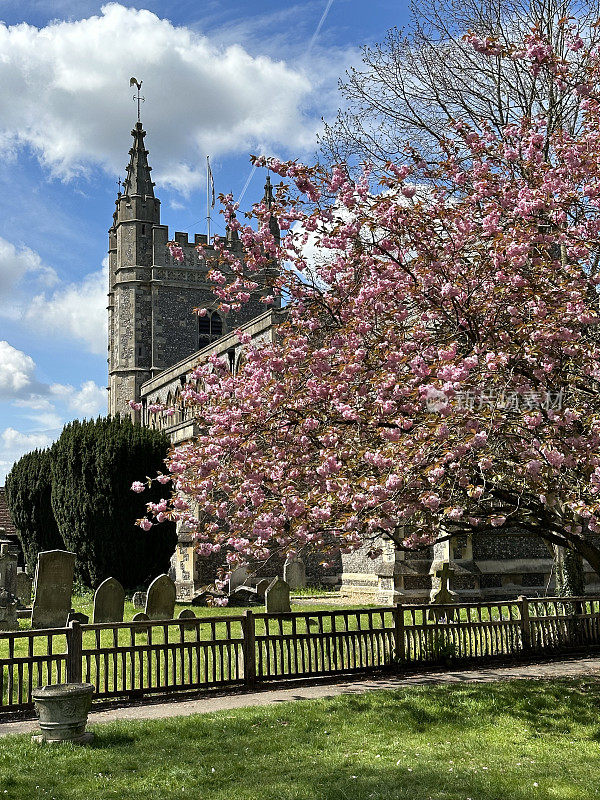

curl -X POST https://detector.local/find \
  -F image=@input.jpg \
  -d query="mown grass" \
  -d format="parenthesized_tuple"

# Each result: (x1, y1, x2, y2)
(0, 679, 599, 799)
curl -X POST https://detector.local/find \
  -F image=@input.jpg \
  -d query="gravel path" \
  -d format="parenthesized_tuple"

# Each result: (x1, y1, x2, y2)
(1, 654, 598, 738)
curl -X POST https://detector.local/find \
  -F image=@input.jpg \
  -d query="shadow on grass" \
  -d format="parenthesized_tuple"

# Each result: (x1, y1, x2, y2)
(0, 680, 598, 800)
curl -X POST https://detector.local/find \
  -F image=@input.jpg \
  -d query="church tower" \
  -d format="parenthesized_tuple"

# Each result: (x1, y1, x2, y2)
(108, 122, 160, 417)
(108, 121, 272, 418)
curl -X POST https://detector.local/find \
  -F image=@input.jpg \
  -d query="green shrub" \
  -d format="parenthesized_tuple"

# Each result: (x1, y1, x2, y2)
(5, 448, 65, 574)
(50, 416, 177, 589)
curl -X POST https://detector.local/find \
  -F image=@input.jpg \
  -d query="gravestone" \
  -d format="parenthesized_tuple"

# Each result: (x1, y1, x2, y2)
(265, 577, 291, 614)
(256, 579, 270, 598)
(132, 591, 146, 609)
(228, 586, 260, 606)
(283, 558, 306, 591)
(428, 561, 458, 621)
(228, 566, 250, 593)
(15, 572, 32, 606)
(0, 589, 18, 630)
(145, 574, 176, 620)
(31, 550, 75, 629)
(177, 608, 197, 629)
(0, 544, 17, 596)
(132, 611, 150, 631)
(67, 611, 89, 624)
(93, 577, 125, 624)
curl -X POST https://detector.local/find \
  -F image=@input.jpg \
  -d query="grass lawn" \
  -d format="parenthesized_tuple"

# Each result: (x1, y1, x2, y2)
(0, 679, 598, 799)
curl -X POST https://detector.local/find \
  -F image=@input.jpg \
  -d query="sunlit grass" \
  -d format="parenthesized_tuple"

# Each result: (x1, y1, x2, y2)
(0, 679, 598, 799)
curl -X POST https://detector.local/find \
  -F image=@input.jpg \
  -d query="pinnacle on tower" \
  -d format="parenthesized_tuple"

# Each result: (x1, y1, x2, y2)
(262, 174, 280, 242)
(123, 122, 155, 198)
(263, 174, 274, 209)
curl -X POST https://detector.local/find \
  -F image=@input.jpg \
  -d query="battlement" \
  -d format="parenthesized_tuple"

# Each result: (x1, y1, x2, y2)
(173, 231, 208, 247)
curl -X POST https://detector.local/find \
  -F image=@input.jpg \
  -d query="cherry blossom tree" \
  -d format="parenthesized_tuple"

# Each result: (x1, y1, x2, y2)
(139, 28, 600, 587)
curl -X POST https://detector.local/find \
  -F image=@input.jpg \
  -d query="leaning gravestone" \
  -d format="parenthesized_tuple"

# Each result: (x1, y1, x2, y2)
(265, 577, 291, 614)
(228, 566, 250, 593)
(132, 591, 146, 609)
(283, 557, 306, 591)
(31, 550, 75, 629)
(93, 577, 125, 624)
(228, 586, 260, 606)
(15, 572, 32, 606)
(256, 579, 270, 598)
(0, 544, 17, 597)
(145, 574, 176, 620)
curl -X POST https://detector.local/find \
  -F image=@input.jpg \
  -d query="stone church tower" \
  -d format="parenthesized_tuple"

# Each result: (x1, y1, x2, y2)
(108, 121, 271, 417)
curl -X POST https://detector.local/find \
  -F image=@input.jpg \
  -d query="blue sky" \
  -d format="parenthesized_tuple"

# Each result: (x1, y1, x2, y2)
(0, 0, 410, 481)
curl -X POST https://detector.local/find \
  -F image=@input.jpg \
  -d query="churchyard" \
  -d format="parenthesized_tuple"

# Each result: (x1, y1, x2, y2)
(0, 546, 599, 712)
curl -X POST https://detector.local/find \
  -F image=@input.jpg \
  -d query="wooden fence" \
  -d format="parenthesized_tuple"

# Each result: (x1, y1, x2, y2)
(1, 595, 599, 711)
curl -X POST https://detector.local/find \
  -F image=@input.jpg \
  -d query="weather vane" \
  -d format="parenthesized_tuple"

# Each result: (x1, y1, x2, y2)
(130, 77, 144, 122)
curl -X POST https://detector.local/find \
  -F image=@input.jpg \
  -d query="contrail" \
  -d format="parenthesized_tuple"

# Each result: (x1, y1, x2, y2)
(238, 162, 258, 204)
(308, 0, 334, 53)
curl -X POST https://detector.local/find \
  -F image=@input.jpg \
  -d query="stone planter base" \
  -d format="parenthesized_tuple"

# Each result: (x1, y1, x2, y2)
(32, 683, 95, 744)
(32, 730, 94, 746)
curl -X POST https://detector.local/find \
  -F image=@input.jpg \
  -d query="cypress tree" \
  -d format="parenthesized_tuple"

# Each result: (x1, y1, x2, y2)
(50, 416, 176, 589)
(5, 448, 65, 574)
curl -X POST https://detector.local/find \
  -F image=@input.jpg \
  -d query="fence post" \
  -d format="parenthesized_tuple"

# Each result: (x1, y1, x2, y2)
(393, 602, 405, 665)
(66, 620, 83, 684)
(518, 595, 531, 653)
(242, 610, 256, 689)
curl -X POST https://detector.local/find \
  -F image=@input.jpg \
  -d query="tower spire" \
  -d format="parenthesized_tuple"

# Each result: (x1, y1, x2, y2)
(123, 122, 155, 198)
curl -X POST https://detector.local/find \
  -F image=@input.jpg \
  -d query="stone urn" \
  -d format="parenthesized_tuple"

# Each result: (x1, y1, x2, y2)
(31, 683, 95, 744)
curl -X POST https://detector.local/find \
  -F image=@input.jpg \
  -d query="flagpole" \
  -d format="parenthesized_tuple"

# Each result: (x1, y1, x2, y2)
(206, 155, 211, 243)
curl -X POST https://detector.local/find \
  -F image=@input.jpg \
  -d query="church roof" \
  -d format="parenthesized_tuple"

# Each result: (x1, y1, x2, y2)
(123, 122, 155, 198)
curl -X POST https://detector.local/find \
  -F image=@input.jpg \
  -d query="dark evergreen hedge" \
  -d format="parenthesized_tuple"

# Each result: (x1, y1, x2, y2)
(5, 448, 65, 575)
(7, 417, 176, 590)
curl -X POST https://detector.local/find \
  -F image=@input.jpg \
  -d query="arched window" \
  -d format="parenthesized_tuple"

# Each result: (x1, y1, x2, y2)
(198, 311, 223, 349)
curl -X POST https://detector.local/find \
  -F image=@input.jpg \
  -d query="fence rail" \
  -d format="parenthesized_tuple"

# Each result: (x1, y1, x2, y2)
(1, 595, 599, 711)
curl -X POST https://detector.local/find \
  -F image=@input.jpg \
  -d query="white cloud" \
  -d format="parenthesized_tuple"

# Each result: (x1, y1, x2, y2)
(0, 4, 321, 192)
(0, 237, 57, 314)
(0, 342, 44, 399)
(0, 427, 55, 483)
(0, 376, 107, 482)
(51, 380, 106, 416)
(25, 262, 108, 355)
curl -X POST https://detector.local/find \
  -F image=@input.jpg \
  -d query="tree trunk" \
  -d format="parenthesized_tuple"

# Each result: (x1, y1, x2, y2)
(553, 545, 585, 598)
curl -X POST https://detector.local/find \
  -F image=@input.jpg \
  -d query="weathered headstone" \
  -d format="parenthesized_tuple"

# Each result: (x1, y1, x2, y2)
(93, 577, 125, 624)
(132, 611, 150, 631)
(132, 591, 146, 609)
(256, 579, 270, 598)
(145, 574, 176, 620)
(177, 608, 197, 629)
(428, 561, 458, 620)
(283, 557, 306, 591)
(228, 566, 250, 593)
(265, 577, 291, 614)
(15, 572, 32, 606)
(31, 550, 75, 629)
(0, 544, 17, 597)
(0, 589, 18, 630)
